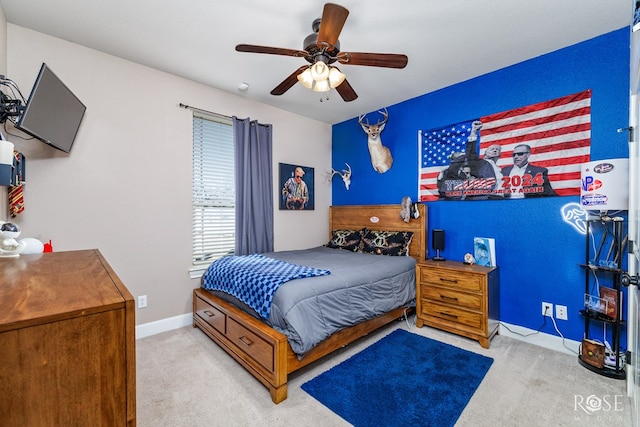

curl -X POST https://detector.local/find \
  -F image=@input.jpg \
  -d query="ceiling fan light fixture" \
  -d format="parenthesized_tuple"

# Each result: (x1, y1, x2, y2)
(297, 68, 314, 89)
(299, 62, 342, 93)
(236, 3, 408, 102)
(313, 78, 331, 92)
(328, 67, 346, 88)
(310, 60, 330, 81)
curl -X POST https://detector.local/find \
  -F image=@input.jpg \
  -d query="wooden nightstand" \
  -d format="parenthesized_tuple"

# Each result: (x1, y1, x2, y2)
(416, 259, 499, 348)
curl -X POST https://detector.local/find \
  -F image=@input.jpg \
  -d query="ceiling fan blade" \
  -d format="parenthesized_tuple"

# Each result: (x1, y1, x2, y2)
(335, 78, 358, 102)
(270, 65, 309, 96)
(317, 3, 349, 51)
(236, 44, 307, 58)
(338, 52, 408, 69)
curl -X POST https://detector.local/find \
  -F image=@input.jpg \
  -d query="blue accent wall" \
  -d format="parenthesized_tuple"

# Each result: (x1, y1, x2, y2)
(331, 28, 630, 343)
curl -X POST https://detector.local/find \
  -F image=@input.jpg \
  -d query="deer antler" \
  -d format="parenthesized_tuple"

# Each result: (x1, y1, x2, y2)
(326, 163, 352, 190)
(376, 108, 388, 126)
(326, 168, 339, 182)
(358, 108, 388, 127)
(342, 163, 351, 177)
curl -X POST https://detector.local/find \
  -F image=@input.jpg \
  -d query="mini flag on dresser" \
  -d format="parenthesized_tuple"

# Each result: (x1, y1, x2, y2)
(8, 150, 24, 217)
(9, 182, 24, 217)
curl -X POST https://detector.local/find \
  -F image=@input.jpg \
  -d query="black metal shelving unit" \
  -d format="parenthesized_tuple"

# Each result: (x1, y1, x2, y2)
(578, 216, 626, 380)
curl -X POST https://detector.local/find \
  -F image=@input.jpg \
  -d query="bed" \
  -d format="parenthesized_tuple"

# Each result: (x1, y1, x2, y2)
(192, 204, 427, 403)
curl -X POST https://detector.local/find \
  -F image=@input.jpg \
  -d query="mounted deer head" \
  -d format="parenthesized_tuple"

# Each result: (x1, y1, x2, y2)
(358, 108, 393, 173)
(327, 163, 352, 190)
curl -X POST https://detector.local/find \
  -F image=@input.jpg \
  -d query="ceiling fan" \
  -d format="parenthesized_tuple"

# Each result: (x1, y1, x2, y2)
(235, 3, 408, 102)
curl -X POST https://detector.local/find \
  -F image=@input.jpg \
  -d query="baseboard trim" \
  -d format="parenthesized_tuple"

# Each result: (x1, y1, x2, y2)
(135, 314, 582, 355)
(499, 321, 580, 356)
(136, 313, 192, 340)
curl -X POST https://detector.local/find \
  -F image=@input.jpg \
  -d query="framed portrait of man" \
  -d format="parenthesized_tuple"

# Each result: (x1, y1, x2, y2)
(279, 163, 314, 210)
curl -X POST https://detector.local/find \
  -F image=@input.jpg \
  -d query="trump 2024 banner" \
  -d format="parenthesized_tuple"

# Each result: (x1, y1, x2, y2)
(418, 90, 591, 201)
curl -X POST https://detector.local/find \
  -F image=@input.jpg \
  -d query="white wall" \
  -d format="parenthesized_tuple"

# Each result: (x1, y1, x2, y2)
(5, 24, 332, 324)
(0, 8, 6, 73)
(0, 9, 7, 216)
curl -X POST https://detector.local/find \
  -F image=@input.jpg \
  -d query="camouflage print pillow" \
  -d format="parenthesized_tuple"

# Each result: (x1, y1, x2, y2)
(325, 229, 366, 252)
(361, 230, 414, 256)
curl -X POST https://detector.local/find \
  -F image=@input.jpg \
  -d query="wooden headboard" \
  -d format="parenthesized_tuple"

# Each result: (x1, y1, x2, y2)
(329, 204, 427, 261)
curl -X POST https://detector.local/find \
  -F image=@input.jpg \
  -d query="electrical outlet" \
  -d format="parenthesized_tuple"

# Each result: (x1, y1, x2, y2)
(137, 295, 148, 309)
(556, 305, 568, 320)
(542, 302, 553, 317)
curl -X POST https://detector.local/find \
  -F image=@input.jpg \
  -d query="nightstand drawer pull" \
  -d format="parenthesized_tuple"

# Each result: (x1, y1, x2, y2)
(439, 277, 458, 284)
(439, 312, 459, 319)
(203, 310, 215, 317)
(440, 294, 458, 302)
(239, 336, 254, 346)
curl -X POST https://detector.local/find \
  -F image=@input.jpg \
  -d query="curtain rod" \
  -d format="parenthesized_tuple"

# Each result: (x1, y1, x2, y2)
(179, 103, 232, 120)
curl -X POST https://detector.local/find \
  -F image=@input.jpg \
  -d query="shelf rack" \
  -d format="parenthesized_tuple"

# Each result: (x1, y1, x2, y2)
(578, 216, 626, 379)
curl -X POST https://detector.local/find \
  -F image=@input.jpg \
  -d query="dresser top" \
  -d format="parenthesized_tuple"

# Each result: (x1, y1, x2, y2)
(0, 249, 131, 331)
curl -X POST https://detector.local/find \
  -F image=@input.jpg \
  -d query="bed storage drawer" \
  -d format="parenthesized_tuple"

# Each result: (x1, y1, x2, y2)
(227, 317, 275, 372)
(195, 294, 226, 334)
(193, 288, 289, 403)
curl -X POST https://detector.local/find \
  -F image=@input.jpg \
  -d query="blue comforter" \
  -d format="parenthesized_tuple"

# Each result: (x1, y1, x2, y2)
(201, 254, 331, 318)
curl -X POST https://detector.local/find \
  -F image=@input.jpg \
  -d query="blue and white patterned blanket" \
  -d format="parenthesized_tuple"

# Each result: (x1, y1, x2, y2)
(201, 254, 331, 318)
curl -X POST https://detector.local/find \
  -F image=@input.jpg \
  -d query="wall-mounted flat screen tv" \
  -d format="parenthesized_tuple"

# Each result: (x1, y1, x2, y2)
(16, 63, 86, 153)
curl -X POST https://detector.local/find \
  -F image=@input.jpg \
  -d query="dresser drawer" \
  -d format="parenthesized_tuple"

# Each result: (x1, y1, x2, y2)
(195, 295, 226, 334)
(227, 317, 275, 372)
(421, 300, 483, 329)
(420, 286, 482, 310)
(420, 268, 482, 292)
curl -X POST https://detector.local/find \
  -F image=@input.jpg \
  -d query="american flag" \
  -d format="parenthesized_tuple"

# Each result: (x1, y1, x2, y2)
(419, 90, 591, 201)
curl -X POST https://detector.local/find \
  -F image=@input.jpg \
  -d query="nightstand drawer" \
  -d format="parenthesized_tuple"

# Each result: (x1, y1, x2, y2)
(420, 286, 482, 310)
(422, 301, 482, 329)
(419, 268, 482, 292)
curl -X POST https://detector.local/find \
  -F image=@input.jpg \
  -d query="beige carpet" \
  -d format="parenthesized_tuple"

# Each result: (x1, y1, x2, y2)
(136, 318, 631, 426)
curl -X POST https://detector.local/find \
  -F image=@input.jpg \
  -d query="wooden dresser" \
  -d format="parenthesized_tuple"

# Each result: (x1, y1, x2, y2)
(0, 250, 136, 426)
(416, 259, 499, 348)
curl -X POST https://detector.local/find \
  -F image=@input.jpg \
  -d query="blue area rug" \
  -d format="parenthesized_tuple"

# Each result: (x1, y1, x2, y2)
(301, 329, 493, 427)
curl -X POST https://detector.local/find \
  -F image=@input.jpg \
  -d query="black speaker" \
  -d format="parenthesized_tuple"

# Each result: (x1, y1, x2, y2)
(432, 229, 445, 261)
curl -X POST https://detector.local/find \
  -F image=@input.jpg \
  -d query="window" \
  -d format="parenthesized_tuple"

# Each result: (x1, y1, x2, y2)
(191, 113, 234, 277)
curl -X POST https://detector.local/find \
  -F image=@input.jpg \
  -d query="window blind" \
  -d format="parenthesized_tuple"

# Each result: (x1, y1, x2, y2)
(192, 113, 235, 269)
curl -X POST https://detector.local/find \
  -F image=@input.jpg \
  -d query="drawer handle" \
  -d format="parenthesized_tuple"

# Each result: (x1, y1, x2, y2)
(440, 295, 458, 302)
(439, 312, 458, 319)
(203, 310, 216, 318)
(239, 336, 254, 346)
(439, 278, 458, 284)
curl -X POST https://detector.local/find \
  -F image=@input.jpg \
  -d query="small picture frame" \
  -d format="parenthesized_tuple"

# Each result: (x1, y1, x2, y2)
(279, 163, 315, 210)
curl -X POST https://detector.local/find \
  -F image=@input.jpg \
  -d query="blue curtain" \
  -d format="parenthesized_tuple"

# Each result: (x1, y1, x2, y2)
(232, 116, 274, 255)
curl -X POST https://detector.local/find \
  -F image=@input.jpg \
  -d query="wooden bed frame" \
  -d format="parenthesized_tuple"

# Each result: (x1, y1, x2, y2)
(192, 204, 427, 403)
